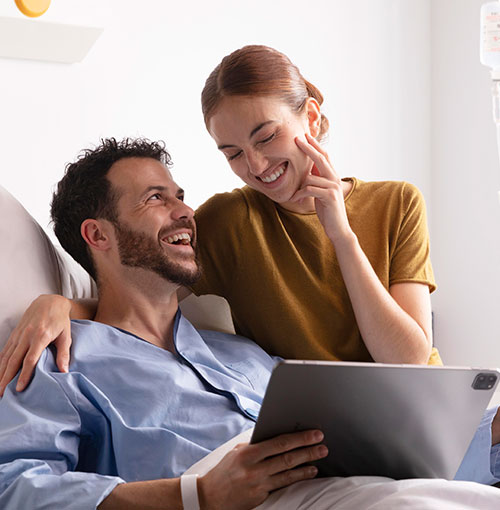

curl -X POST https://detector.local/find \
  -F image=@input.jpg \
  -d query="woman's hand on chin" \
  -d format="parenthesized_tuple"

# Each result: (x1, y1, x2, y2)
(291, 134, 353, 245)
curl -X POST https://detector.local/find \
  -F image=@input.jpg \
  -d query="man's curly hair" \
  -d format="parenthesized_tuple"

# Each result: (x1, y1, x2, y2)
(51, 137, 173, 281)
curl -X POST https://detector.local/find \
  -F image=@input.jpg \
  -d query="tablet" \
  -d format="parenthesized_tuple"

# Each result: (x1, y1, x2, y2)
(250, 360, 500, 480)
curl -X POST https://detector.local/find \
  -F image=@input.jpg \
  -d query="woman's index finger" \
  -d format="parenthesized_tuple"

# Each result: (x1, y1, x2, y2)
(295, 135, 338, 181)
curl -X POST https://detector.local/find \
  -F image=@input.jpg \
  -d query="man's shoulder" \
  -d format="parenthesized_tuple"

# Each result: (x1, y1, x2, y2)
(70, 319, 109, 346)
(34, 321, 104, 372)
(69, 319, 135, 361)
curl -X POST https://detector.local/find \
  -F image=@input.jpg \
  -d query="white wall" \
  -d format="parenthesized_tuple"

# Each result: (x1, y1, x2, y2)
(0, 0, 431, 228)
(5, 0, 497, 367)
(431, 0, 500, 366)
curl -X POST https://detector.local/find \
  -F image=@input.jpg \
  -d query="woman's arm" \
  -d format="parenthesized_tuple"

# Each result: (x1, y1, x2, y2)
(331, 231, 432, 363)
(293, 134, 432, 364)
(0, 295, 97, 396)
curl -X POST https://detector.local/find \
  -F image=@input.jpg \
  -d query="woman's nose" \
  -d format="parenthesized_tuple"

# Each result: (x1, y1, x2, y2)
(245, 151, 268, 176)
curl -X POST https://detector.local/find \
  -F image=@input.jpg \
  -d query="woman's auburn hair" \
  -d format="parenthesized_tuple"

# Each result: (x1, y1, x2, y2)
(201, 45, 329, 141)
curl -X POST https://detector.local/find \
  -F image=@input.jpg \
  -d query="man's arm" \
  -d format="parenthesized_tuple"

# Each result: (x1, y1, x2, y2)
(0, 378, 326, 510)
(99, 430, 327, 510)
(98, 479, 183, 510)
(0, 351, 123, 509)
(0, 347, 327, 510)
(455, 407, 500, 484)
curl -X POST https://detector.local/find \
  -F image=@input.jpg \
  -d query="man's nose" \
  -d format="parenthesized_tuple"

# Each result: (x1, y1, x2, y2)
(170, 198, 194, 220)
(245, 150, 268, 176)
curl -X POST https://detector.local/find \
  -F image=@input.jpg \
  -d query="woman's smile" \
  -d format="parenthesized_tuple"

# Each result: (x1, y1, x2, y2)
(208, 95, 316, 210)
(257, 161, 287, 184)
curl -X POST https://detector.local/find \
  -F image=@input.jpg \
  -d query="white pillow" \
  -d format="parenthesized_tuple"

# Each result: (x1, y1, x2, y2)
(180, 293, 235, 335)
(0, 185, 95, 349)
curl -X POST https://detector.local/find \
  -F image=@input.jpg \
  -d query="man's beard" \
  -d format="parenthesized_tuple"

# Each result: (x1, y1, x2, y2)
(112, 220, 201, 287)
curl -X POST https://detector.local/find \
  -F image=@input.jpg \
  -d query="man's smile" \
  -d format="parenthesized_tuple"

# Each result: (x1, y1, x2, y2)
(164, 232, 192, 246)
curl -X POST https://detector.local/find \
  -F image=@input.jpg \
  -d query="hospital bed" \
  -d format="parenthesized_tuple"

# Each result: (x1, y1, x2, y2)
(2, 183, 500, 509)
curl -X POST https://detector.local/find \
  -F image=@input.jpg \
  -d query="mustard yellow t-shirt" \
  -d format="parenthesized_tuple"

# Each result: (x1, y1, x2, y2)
(192, 178, 441, 365)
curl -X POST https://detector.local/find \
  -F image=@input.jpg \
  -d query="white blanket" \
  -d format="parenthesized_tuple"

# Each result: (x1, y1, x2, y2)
(185, 428, 500, 509)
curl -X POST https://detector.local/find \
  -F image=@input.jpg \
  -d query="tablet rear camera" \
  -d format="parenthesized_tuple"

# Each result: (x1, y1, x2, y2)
(472, 373, 498, 390)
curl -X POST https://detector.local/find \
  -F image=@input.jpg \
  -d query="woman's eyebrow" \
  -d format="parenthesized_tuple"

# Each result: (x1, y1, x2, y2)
(217, 120, 276, 150)
(249, 120, 275, 138)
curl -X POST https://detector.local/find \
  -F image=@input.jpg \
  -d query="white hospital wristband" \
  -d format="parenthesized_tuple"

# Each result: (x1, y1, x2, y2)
(180, 473, 200, 510)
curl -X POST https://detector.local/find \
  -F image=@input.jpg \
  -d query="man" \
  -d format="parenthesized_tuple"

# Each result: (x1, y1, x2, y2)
(0, 138, 499, 510)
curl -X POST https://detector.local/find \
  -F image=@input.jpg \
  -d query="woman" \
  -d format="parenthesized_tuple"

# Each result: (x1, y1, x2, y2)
(0, 45, 440, 395)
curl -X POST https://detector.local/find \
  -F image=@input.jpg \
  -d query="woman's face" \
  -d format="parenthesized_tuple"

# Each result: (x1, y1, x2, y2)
(207, 95, 321, 212)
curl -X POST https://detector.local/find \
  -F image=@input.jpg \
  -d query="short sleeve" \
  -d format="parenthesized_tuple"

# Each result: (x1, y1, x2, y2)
(191, 189, 249, 298)
(389, 183, 436, 292)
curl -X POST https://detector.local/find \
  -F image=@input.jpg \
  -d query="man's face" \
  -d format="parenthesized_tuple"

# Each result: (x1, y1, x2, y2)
(106, 157, 201, 287)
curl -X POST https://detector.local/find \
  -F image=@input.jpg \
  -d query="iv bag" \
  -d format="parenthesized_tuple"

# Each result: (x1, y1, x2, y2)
(481, 1, 500, 76)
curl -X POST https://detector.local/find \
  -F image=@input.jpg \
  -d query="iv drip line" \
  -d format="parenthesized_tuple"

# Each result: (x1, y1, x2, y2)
(481, 1, 500, 201)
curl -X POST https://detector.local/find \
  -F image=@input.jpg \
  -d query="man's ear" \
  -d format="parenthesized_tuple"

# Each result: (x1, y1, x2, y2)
(81, 219, 112, 252)
(305, 97, 322, 138)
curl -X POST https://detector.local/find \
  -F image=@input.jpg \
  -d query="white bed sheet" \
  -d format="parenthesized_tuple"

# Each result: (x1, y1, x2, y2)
(185, 428, 500, 509)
